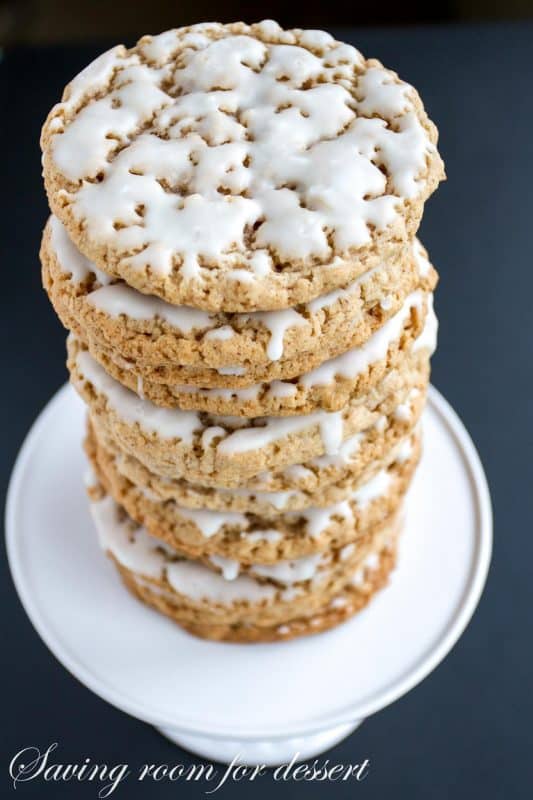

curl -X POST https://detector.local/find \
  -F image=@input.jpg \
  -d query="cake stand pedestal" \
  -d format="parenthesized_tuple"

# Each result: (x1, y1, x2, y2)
(6, 385, 491, 767)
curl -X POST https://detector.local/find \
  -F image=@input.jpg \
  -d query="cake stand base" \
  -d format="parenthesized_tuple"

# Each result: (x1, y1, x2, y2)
(156, 721, 361, 766)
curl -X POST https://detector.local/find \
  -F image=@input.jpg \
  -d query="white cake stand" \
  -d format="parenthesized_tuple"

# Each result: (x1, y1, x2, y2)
(6, 385, 491, 766)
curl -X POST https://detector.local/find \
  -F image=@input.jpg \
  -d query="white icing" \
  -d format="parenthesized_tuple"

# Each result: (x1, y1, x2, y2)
(93, 495, 340, 600)
(177, 507, 247, 538)
(340, 543, 355, 561)
(166, 560, 275, 604)
(91, 495, 173, 578)
(50, 214, 110, 284)
(217, 486, 295, 511)
(353, 470, 391, 508)
(373, 415, 387, 433)
(365, 552, 380, 571)
(309, 432, 362, 468)
(280, 586, 304, 602)
(50, 26, 436, 279)
(413, 238, 431, 277)
(300, 290, 424, 389)
(169, 282, 427, 404)
(217, 408, 344, 456)
(267, 381, 297, 399)
(52, 213, 431, 368)
(413, 295, 438, 354)
(251, 553, 324, 585)
(209, 554, 240, 581)
(394, 437, 413, 464)
(216, 365, 247, 376)
(330, 596, 348, 608)
(246, 529, 283, 543)
(254, 309, 308, 361)
(282, 464, 315, 482)
(352, 568, 365, 587)
(92, 496, 276, 604)
(89, 283, 212, 331)
(306, 263, 377, 314)
(200, 426, 225, 447)
(78, 340, 422, 461)
(75, 347, 203, 443)
(204, 325, 235, 341)
(394, 387, 421, 422)
(394, 403, 411, 422)
(300, 501, 353, 538)
(318, 412, 344, 455)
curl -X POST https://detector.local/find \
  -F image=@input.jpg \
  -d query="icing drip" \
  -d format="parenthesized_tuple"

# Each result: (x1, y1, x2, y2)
(301, 501, 353, 539)
(412, 238, 431, 277)
(254, 308, 308, 361)
(176, 507, 247, 538)
(251, 553, 325, 585)
(167, 561, 274, 604)
(92, 496, 276, 603)
(413, 295, 438, 354)
(246, 529, 283, 543)
(75, 346, 202, 443)
(89, 283, 212, 331)
(340, 543, 355, 561)
(216, 365, 247, 376)
(318, 412, 344, 455)
(52, 215, 431, 372)
(217, 408, 344, 456)
(50, 214, 109, 284)
(217, 486, 295, 511)
(209, 554, 240, 581)
(394, 437, 413, 463)
(169, 286, 430, 404)
(353, 470, 392, 508)
(300, 290, 424, 389)
(310, 432, 362, 468)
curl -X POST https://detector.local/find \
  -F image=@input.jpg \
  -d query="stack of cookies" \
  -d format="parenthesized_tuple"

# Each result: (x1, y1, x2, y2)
(40, 20, 444, 642)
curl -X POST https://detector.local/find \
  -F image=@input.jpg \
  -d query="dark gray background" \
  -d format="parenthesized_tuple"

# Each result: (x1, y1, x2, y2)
(1, 22, 532, 798)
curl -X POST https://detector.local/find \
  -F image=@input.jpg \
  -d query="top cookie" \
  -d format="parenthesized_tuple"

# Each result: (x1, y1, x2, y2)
(41, 19, 444, 311)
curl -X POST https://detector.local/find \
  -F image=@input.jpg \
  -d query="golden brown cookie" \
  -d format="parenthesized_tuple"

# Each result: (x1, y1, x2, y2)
(69, 336, 429, 485)
(41, 20, 444, 311)
(89, 416, 420, 513)
(91, 492, 401, 642)
(86, 416, 419, 563)
(41, 215, 437, 390)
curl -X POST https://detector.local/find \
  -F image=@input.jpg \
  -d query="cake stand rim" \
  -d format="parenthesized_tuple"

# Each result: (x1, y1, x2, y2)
(5, 382, 492, 741)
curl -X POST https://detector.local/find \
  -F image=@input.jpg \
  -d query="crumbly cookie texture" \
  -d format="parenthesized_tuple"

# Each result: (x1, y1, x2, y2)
(41, 20, 444, 311)
(91, 412, 421, 507)
(91, 492, 400, 641)
(86, 416, 419, 563)
(69, 336, 429, 485)
(41, 216, 437, 387)
(120, 547, 396, 642)
(76, 289, 435, 415)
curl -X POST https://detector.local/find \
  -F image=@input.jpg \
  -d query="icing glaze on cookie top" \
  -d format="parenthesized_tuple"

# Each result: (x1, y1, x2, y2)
(42, 20, 444, 309)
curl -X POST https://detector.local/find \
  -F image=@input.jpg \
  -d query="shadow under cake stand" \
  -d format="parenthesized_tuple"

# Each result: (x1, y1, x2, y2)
(6, 384, 492, 766)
